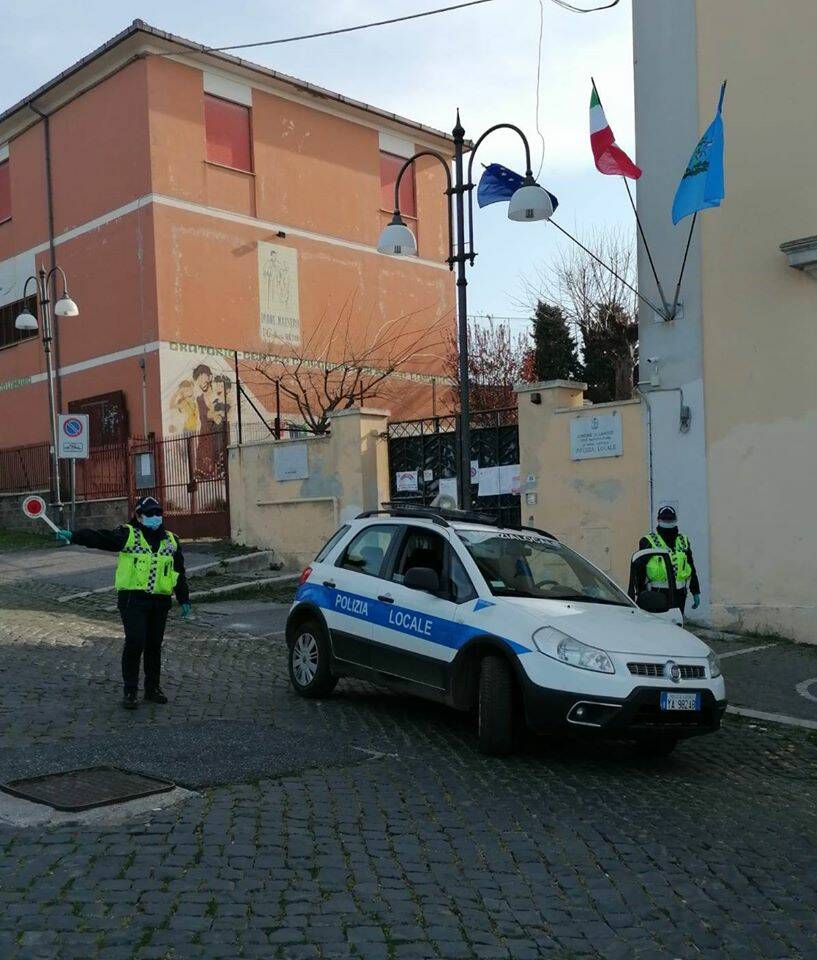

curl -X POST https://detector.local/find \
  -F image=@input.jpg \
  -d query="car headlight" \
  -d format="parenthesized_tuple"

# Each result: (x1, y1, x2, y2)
(532, 626, 615, 674)
(707, 650, 722, 678)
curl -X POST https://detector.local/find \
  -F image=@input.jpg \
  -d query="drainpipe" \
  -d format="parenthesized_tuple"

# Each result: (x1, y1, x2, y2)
(635, 384, 654, 522)
(29, 105, 62, 415)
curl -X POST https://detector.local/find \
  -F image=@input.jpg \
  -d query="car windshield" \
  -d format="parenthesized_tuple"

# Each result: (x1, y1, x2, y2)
(456, 529, 632, 606)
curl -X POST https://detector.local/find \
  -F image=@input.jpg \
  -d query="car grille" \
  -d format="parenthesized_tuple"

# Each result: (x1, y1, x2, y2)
(627, 662, 706, 679)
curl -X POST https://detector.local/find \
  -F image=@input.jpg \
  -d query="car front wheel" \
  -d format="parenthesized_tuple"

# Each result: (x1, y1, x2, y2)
(477, 654, 515, 756)
(288, 620, 337, 698)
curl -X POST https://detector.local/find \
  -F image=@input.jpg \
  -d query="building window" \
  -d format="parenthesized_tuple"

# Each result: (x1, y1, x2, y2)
(0, 160, 10, 224)
(0, 295, 37, 350)
(380, 151, 416, 218)
(204, 94, 252, 172)
(68, 391, 129, 445)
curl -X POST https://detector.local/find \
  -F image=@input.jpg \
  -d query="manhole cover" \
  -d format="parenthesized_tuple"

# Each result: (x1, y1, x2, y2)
(1, 766, 175, 812)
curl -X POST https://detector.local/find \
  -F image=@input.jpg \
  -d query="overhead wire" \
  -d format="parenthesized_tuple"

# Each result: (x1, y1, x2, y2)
(548, 0, 620, 12)
(197, 0, 498, 53)
(534, 0, 546, 178)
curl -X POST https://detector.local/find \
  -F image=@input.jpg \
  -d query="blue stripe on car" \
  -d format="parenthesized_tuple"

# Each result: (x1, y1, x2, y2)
(296, 582, 529, 655)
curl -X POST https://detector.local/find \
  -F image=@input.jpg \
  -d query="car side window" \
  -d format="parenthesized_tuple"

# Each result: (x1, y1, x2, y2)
(391, 527, 446, 586)
(314, 524, 350, 562)
(448, 551, 477, 604)
(338, 525, 399, 578)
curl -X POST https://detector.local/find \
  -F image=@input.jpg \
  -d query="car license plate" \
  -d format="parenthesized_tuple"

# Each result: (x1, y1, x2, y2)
(660, 691, 701, 711)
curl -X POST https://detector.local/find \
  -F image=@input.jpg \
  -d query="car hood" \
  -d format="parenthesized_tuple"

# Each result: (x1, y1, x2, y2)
(499, 597, 710, 657)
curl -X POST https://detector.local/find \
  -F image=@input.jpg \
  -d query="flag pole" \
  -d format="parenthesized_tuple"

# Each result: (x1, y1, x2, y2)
(548, 218, 665, 318)
(591, 77, 671, 320)
(622, 177, 671, 318)
(669, 211, 697, 320)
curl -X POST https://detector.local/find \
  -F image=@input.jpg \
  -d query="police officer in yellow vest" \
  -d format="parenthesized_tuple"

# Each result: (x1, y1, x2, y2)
(637, 505, 701, 615)
(55, 497, 191, 710)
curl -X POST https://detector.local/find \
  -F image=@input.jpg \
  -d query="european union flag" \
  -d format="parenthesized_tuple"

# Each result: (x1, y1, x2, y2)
(477, 163, 558, 211)
(672, 83, 726, 225)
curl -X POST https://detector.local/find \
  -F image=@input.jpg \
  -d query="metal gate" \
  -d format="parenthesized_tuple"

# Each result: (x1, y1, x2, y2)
(387, 407, 521, 527)
(128, 428, 230, 539)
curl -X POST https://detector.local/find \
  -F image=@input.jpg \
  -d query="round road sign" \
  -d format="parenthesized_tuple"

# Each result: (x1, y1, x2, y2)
(22, 495, 47, 518)
(63, 417, 84, 438)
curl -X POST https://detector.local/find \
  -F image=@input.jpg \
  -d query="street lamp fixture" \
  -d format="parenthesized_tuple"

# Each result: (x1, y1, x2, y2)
(377, 112, 552, 509)
(16, 265, 79, 523)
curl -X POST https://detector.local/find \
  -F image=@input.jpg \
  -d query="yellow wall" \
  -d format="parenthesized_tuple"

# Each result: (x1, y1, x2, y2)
(516, 381, 649, 591)
(696, 0, 817, 638)
(228, 408, 390, 569)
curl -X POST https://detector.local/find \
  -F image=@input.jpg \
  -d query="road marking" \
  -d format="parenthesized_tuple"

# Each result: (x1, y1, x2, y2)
(795, 677, 817, 704)
(717, 642, 778, 659)
(727, 705, 817, 731)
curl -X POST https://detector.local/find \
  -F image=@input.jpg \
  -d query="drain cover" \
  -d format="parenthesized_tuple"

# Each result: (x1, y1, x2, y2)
(1, 766, 175, 812)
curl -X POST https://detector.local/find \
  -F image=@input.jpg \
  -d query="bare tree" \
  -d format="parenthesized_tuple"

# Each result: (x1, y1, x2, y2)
(522, 227, 639, 402)
(445, 318, 531, 412)
(255, 295, 448, 435)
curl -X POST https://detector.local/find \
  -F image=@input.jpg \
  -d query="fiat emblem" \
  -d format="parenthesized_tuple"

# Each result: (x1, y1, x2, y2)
(665, 660, 681, 683)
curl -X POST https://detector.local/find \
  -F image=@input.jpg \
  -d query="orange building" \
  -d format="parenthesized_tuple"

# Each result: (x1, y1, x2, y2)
(0, 21, 455, 450)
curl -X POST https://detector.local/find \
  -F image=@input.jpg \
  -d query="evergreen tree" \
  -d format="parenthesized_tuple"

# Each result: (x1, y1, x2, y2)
(528, 301, 583, 382)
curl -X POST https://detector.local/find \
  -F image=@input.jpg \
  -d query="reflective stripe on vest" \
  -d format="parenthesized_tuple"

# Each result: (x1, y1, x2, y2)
(645, 532, 692, 587)
(114, 524, 179, 595)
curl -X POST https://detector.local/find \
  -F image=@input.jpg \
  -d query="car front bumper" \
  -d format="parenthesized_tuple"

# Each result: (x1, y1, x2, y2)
(522, 680, 727, 740)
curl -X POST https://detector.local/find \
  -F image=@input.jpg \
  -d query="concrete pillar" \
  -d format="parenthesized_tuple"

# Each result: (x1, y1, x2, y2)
(327, 407, 390, 521)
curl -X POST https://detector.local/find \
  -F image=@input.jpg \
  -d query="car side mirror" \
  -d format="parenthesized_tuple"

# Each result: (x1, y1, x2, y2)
(404, 567, 440, 593)
(636, 589, 671, 614)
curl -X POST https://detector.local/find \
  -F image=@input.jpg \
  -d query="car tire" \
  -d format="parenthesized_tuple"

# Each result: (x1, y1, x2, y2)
(636, 736, 678, 758)
(477, 654, 515, 756)
(288, 619, 337, 698)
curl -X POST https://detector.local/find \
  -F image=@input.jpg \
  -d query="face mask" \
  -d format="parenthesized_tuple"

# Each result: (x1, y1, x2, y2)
(140, 515, 163, 530)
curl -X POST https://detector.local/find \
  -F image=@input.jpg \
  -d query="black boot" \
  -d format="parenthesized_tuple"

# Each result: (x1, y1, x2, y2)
(122, 690, 138, 710)
(144, 687, 168, 704)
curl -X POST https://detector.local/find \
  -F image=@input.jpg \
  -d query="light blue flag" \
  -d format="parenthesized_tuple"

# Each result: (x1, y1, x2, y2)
(672, 82, 726, 225)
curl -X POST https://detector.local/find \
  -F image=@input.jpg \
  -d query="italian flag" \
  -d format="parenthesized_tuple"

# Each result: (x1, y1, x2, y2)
(590, 83, 642, 179)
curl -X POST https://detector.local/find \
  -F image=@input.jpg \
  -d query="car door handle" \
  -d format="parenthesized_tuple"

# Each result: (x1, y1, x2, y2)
(377, 593, 394, 603)
(323, 580, 336, 589)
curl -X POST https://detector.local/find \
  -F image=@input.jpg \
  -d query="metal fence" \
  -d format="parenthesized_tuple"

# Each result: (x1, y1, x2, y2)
(387, 407, 521, 527)
(0, 440, 130, 499)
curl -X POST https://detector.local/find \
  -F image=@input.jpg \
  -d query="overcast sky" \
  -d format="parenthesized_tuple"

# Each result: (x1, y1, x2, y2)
(1, 0, 634, 333)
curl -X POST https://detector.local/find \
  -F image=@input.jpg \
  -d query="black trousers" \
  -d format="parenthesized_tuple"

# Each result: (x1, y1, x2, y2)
(117, 592, 170, 692)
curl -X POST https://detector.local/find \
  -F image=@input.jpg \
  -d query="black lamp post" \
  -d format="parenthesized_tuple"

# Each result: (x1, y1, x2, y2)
(378, 111, 553, 510)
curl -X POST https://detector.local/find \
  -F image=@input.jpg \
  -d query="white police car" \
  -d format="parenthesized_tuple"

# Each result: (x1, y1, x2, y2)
(286, 508, 727, 756)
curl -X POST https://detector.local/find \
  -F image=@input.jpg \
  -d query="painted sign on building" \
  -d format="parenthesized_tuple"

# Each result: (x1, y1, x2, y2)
(570, 411, 622, 460)
(258, 242, 300, 346)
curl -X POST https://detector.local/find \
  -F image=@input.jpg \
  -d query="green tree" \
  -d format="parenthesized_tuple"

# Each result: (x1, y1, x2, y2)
(580, 300, 638, 403)
(527, 300, 583, 383)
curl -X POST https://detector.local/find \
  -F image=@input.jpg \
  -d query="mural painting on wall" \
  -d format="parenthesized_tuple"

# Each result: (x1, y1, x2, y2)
(258, 241, 300, 346)
(160, 344, 270, 482)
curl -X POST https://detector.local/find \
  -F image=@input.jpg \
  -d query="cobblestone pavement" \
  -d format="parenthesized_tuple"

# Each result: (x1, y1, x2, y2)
(2, 574, 817, 960)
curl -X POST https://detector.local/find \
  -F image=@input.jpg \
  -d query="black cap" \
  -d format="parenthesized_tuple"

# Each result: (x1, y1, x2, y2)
(135, 496, 162, 515)
(657, 505, 677, 528)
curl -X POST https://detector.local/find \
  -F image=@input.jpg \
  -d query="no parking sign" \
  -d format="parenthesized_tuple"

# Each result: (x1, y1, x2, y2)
(58, 414, 89, 459)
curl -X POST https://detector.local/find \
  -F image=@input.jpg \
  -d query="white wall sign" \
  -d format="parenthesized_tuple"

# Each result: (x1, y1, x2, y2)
(258, 242, 301, 347)
(396, 470, 419, 492)
(275, 442, 309, 481)
(57, 414, 89, 459)
(570, 412, 622, 460)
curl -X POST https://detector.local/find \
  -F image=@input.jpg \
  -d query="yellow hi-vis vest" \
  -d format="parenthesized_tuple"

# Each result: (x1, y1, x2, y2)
(114, 524, 179, 595)
(645, 532, 692, 589)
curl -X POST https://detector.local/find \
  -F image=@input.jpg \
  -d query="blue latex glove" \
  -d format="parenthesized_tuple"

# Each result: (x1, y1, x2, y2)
(691, 593, 701, 610)
(56, 529, 72, 544)
(181, 603, 192, 619)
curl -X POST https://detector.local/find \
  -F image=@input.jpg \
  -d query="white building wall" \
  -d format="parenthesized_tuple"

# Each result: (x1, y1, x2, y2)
(632, 0, 712, 619)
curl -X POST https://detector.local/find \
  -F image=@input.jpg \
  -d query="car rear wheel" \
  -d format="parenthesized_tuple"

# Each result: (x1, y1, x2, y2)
(477, 654, 515, 756)
(636, 736, 678, 758)
(289, 619, 337, 698)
